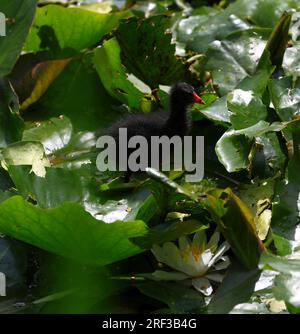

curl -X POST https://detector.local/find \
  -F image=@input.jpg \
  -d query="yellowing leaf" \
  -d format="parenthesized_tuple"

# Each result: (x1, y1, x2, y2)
(205, 188, 265, 269)
(255, 199, 272, 240)
(2, 141, 51, 177)
(21, 59, 71, 110)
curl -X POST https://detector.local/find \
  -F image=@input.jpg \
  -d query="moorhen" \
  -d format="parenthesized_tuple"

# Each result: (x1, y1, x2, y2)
(105, 82, 204, 181)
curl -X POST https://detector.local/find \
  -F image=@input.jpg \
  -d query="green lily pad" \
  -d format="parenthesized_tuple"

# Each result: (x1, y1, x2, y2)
(116, 16, 188, 89)
(0, 195, 148, 266)
(269, 76, 300, 121)
(208, 260, 261, 314)
(0, 78, 24, 148)
(283, 42, 300, 78)
(216, 121, 284, 172)
(22, 116, 73, 154)
(137, 281, 206, 313)
(24, 4, 129, 52)
(94, 37, 148, 110)
(0, 0, 37, 76)
(205, 188, 265, 269)
(260, 252, 300, 313)
(36, 54, 121, 132)
(271, 157, 300, 239)
(194, 96, 231, 124)
(2, 141, 50, 178)
(204, 29, 271, 95)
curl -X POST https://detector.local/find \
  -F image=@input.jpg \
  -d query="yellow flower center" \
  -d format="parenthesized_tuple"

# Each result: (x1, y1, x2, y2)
(180, 245, 202, 262)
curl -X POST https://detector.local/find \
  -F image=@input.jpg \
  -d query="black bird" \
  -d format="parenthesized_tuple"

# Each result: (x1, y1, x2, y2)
(105, 82, 204, 181)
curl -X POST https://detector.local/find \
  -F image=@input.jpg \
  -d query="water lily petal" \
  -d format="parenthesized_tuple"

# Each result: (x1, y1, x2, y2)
(162, 242, 192, 274)
(192, 230, 207, 253)
(179, 235, 191, 252)
(200, 249, 214, 266)
(205, 272, 225, 283)
(207, 231, 220, 252)
(152, 244, 165, 263)
(208, 241, 230, 269)
(213, 255, 231, 270)
(193, 249, 214, 277)
(181, 251, 206, 276)
(162, 242, 181, 263)
(192, 277, 213, 296)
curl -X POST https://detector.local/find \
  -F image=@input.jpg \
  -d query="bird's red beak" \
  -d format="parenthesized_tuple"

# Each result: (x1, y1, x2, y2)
(193, 92, 205, 104)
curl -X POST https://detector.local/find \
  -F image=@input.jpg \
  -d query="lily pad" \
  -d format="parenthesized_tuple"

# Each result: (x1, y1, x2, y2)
(204, 29, 271, 95)
(24, 4, 129, 52)
(2, 141, 51, 178)
(0, 78, 24, 148)
(116, 16, 188, 89)
(0, 0, 37, 76)
(0, 195, 148, 266)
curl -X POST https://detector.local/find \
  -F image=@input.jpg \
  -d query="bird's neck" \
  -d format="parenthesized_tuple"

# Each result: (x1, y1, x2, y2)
(165, 97, 190, 135)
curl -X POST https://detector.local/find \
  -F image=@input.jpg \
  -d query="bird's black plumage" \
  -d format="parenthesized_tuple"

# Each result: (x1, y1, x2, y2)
(107, 82, 201, 139)
(104, 82, 203, 181)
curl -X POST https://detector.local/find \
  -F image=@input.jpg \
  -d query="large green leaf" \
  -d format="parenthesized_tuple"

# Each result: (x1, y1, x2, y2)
(0, 78, 24, 148)
(215, 121, 284, 173)
(23, 116, 97, 170)
(115, 16, 188, 89)
(228, 89, 268, 130)
(260, 252, 300, 313)
(283, 42, 300, 78)
(94, 37, 149, 110)
(239, 178, 275, 239)
(6, 164, 159, 226)
(22, 116, 73, 154)
(205, 188, 265, 269)
(2, 141, 50, 178)
(137, 281, 206, 313)
(269, 76, 300, 121)
(175, 2, 251, 54)
(208, 260, 261, 314)
(0, 0, 37, 76)
(257, 12, 292, 71)
(204, 29, 271, 96)
(0, 195, 148, 266)
(194, 96, 231, 124)
(175, 0, 298, 55)
(7, 165, 95, 209)
(272, 157, 300, 239)
(24, 4, 128, 52)
(35, 54, 121, 132)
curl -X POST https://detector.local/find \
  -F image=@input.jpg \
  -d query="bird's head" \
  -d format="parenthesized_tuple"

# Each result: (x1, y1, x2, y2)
(170, 82, 204, 106)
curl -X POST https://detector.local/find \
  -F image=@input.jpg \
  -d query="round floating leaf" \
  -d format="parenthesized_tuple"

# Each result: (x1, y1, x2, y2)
(216, 121, 284, 172)
(228, 89, 267, 129)
(0, 0, 37, 76)
(37, 55, 121, 132)
(21, 59, 71, 110)
(2, 141, 50, 178)
(22, 116, 73, 155)
(204, 29, 270, 96)
(0, 195, 148, 266)
(0, 78, 24, 148)
(116, 16, 188, 89)
(269, 76, 300, 121)
(94, 37, 148, 110)
(24, 4, 128, 52)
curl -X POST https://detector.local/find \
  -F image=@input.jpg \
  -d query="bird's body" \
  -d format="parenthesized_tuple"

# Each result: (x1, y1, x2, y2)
(104, 83, 203, 181)
(107, 109, 186, 140)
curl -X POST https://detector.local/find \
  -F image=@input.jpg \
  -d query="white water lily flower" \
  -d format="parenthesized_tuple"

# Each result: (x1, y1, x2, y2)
(147, 229, 230, 296)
